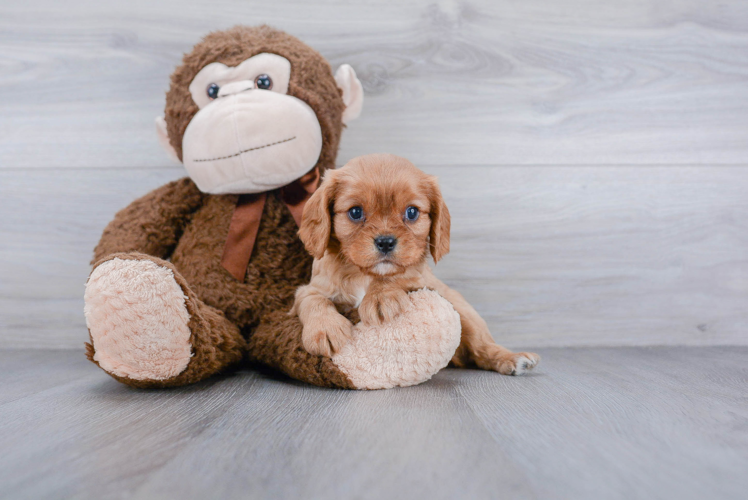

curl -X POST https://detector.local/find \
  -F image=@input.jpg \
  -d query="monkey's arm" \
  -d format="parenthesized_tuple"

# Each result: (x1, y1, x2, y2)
(92, 178, 206, 264)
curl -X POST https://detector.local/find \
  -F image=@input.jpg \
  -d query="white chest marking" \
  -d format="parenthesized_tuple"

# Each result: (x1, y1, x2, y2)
(352, 286, 367, 308)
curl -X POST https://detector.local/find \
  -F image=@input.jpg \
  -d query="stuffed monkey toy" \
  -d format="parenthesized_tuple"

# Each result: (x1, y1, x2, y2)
(84, 25, 461, 390)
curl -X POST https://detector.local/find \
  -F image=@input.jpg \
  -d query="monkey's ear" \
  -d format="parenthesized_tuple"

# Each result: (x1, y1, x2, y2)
(155, 116, 181, 163)
(299, 171, 338, 259)
(334, 64, 364, 124)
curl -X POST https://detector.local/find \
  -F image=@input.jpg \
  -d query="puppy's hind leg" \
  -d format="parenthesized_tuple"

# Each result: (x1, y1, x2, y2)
(451, 339, 540, 376)
(424, 271, 539, 375)
(447, 291, 540, 375)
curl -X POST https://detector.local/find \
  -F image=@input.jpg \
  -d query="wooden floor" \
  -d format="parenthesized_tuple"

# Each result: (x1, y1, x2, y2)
(1, 347, 745, 500)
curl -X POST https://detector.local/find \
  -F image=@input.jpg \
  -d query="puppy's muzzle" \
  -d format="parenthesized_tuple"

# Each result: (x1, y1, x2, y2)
(374, 235, 397, 255)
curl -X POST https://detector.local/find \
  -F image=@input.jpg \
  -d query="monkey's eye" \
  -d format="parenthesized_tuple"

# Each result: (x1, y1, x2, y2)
(206, 83, 220, 100)
(255, 74, 273, 90)
(405, 206, 420, 221)
(348, 206, 364, 222)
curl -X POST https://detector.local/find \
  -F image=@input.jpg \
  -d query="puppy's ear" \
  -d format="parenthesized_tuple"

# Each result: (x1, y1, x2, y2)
(427, 176, 451, 263)
(299, 171, 338, 259)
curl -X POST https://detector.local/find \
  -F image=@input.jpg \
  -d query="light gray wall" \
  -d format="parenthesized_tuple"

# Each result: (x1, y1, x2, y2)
(1, 0, 746, 348)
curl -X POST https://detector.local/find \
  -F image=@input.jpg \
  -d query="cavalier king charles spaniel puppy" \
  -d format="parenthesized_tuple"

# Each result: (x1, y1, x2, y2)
(293, 154, 539, 375)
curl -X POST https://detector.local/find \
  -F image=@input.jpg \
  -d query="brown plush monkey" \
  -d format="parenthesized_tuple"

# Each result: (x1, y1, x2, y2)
(84, 26, 367, 388)
(85, 25, 463, 390)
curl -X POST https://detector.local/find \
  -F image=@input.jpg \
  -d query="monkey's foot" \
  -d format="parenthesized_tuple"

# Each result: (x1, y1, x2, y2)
(332, 289, 462, 389)
(84, 258, 193, 381)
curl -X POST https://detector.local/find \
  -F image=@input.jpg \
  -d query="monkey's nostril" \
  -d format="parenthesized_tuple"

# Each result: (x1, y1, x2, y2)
(374, 235, 397, 254)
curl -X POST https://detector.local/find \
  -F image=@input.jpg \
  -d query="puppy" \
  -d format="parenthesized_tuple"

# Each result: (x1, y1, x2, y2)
(293, 154, 539, 375)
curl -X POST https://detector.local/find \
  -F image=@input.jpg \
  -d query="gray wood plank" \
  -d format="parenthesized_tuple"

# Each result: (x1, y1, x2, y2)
(0, 167, 185, 348)
(0, 349, 92, 405)
(132, 371, 535, 500)
(0, 363, 261, 499)
(2, 165, 746, 349)
(435, 165, 748, 348)
(454, 346, 748, 500)
(0, 347, 745, 499)
(2, 0, 748, 168)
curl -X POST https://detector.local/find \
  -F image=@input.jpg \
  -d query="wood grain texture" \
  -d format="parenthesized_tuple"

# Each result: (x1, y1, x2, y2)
(0, 347, 745, 499)
(1, 165, 746, 349)
(1, 0, 748, 167)
(0, 168, 184, 349)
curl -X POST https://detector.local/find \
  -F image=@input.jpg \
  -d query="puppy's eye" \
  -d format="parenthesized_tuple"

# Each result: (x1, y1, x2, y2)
(206, 83, 220, 100)
(348, 206, 364, 222)
(255, 74, 273, 90)
(405, 206, 420, 221)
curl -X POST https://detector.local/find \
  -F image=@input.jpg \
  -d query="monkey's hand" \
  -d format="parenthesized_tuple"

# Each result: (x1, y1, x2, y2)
(301, 311, 353, 358)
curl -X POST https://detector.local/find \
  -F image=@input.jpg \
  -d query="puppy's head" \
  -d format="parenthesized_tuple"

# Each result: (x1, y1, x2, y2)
(299, 153, 450, 275)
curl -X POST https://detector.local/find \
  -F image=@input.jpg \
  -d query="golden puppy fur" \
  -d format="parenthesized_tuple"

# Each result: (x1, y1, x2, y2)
(293, 154, 540, 375)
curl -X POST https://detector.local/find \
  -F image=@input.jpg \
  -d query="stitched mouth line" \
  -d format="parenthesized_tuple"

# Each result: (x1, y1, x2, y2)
(193, 136, 296, 163)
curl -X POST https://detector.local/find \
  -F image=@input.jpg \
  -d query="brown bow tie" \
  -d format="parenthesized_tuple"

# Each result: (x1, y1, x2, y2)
(220, 166, 320, 281)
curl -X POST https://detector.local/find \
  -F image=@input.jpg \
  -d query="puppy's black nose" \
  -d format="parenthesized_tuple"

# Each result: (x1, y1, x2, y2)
(374, 235, 397, 254)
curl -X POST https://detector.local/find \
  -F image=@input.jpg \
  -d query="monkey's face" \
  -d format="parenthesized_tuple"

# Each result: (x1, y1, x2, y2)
(157, 26, 364, 196)
(182, 53, 323, 194)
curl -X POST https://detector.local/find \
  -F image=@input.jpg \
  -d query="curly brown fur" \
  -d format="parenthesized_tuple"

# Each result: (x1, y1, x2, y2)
(246, 309, 356, 389)
(92, 178, 206, 263)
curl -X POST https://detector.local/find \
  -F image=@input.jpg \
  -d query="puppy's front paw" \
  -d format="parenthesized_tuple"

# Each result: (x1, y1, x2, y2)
(301, 312, 353, 357)
(494, 352, 540, 376)
(358, 289, 410, 326)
